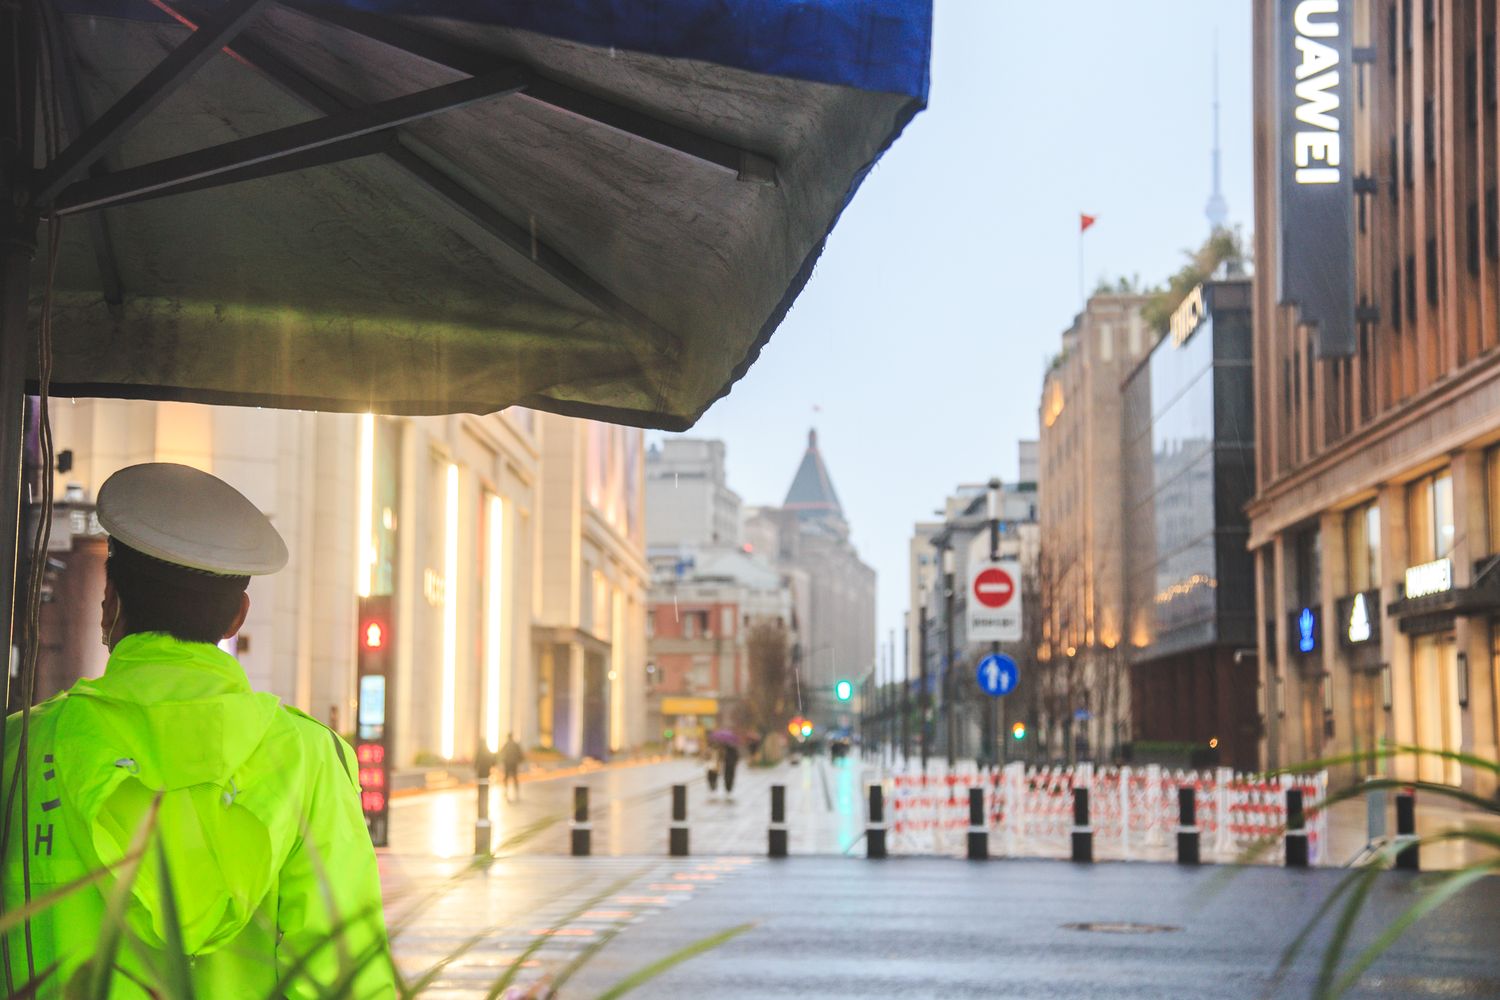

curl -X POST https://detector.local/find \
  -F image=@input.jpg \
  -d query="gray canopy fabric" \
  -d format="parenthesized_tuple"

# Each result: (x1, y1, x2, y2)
(29, 0, 932, 429)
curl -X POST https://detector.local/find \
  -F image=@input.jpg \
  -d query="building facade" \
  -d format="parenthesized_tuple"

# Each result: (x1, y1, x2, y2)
(532, 413, 649, 760)
(742, 429, 875, 731)
(916, 474, 1039, 763)
(644, 439, 742, 549)
(1122, 279, 1259, 771)
(1039, 293, 1156, 760)
(1248, 0, 1500, 792)
(39, 399, 646, 767)
(645, 548, 794, 747)
(643, 437, 795, 746)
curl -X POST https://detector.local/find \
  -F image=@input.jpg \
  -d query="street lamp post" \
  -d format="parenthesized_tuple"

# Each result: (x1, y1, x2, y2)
(942, 544, 956, 769)
(984, 478, 1002, 770)
(918, 602, 930, 771)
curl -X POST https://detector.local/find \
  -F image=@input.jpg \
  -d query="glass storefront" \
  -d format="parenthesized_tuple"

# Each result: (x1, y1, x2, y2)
(1121, 286, 1254, 660)
(1411, 631, 1462, 786)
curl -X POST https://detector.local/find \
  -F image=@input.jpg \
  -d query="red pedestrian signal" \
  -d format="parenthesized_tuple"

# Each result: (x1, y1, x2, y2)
(356, 595, 394, 846)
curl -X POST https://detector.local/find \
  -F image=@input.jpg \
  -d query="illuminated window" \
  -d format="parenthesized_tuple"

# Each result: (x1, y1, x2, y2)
(1408, 469, 1454, 565)
(1344, 502, 1381, 592)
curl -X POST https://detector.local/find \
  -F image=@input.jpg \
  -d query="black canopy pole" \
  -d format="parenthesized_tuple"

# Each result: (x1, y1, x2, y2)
(0, 0, 39, 737)
(0, 1, 40, 981)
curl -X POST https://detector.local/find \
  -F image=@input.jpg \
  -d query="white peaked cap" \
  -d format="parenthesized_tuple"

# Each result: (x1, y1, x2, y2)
(97, 463, 288, 576)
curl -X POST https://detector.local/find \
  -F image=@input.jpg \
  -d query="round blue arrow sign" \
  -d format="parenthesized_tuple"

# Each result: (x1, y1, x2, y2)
(976, 654, 1018, 697)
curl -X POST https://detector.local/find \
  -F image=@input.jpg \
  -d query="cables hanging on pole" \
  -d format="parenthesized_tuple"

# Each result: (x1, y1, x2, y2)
(0, 2, 63, 985)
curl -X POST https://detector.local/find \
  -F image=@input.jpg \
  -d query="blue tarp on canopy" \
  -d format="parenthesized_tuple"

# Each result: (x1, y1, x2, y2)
(66, 0, 932, 97)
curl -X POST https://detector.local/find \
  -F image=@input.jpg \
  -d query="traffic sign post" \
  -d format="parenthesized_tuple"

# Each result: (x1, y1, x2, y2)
(966, 559, 1022, 643)
(976, 653, 1019, 697)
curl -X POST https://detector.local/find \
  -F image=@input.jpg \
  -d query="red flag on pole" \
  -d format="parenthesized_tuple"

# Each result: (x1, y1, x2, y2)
(1080, 213, 1098, 233)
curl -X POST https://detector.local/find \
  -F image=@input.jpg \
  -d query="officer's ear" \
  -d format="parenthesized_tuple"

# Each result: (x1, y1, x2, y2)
(221, 591, 250, 641)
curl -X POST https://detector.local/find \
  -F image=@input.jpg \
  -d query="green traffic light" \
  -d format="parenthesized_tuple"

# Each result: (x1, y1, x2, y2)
(1011, 722, 1026, 741)
(834, 679, 853, 701)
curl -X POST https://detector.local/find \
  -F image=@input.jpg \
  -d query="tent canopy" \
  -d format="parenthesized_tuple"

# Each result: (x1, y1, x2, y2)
(29, 0, 932, 429)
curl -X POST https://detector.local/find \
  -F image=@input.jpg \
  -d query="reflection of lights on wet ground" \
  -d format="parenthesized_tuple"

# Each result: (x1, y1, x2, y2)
(427, 792, 463, 858)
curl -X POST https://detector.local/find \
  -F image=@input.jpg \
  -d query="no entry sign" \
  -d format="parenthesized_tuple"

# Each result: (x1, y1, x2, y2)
(967, 558, 1022, 642)
(973, 567, 1015, 608)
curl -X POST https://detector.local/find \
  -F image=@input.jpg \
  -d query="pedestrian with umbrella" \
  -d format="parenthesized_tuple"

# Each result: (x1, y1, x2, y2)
(710, 727, 742, 801)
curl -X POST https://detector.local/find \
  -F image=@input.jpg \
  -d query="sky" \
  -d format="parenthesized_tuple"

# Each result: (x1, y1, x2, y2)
(648, 0, 1255, 664)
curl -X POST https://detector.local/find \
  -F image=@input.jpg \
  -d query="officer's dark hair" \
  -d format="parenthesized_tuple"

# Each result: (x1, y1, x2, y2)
(105, 541, 250, 644)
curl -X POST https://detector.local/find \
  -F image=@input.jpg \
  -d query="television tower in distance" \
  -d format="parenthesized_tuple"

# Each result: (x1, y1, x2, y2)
(1205, 36, 1229, 234)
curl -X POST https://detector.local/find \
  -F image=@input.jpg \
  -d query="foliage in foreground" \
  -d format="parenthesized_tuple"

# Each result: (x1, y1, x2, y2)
(0, 801, 753, 999)
(1257, 745, 1500, 1000)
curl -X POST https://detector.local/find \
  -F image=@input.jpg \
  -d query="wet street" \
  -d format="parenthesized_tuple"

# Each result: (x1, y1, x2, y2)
(379, 759, 1500, 998)
(386, 755, 870, 859)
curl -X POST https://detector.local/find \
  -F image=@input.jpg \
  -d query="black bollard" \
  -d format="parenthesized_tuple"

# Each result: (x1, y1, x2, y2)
(1176, 786, 1199, 865)
(966, 787, 988, 860)
(1071, 787, 1093, 863)
(474, 746, 493, 857)
(769, 784, 788, 858)
(570, 785, 591, 857)
(866, 784, 887, 859)
(477, 755, 495, 857)
(1395, 790, 1419, 871)
(670, 783, 689, 856)
(1285, 787, 1309, 868)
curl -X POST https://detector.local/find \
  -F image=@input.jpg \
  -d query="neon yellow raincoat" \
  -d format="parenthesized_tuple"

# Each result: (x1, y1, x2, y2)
(1, 632, 395, 997)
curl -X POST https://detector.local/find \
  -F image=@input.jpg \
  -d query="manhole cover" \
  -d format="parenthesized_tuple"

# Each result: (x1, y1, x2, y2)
(1062, 922, 1182, 935)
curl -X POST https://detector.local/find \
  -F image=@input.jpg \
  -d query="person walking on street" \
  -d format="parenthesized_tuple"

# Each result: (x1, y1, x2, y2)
(1, 463, 394, 998)
(720, 739, 741, 800)
(704, 739, 721, 798)
(501, 733, 525, 802)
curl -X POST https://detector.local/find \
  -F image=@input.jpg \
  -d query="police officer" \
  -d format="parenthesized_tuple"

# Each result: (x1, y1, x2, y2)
(2, 463, 395, 997)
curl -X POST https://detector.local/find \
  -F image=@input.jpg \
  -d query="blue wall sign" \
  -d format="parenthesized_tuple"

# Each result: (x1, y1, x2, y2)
(1298, 607, 1316, 653)
(976, 654, 1019, 697)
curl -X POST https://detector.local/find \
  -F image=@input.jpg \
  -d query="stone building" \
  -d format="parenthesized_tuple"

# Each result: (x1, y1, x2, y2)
(37, 400, 647, 767)
(742, 429, 875, 731)
(1247, 0, 1500, 792)
(1038, 293, 1156, 760)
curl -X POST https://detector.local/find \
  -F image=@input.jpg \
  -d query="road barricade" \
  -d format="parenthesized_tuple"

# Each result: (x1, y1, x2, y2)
(881, 760, 1328, 864)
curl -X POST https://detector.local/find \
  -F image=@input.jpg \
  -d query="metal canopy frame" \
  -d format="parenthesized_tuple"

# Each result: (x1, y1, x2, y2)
(163, 0, 683, 357)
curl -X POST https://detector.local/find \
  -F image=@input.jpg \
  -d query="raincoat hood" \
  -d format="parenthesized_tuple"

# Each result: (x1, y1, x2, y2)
(55, 633, 296, 956)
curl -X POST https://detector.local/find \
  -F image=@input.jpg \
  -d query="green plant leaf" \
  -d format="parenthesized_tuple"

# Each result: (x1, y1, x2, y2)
(0, 852, 143, 938)
(1266, 863, 1377, 987)
(150, 838, 197, 1000)
(9, 960, 60, 999)
(592, 922, 756, 1000)
(483, 872, 643, 1000)
(1313, 866, 1379, 998)
(262, 901, 387, 1000)
(401, 922, 506, 998)
(1327, 861, 1500, 999)
(80, 797, 160, 999)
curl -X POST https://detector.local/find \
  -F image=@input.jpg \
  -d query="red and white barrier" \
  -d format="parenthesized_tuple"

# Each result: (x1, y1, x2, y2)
(879, 761, 1328, 864)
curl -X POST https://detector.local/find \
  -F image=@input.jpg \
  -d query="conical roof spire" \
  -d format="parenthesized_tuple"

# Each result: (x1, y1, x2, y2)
(783, 427, 844, 522)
